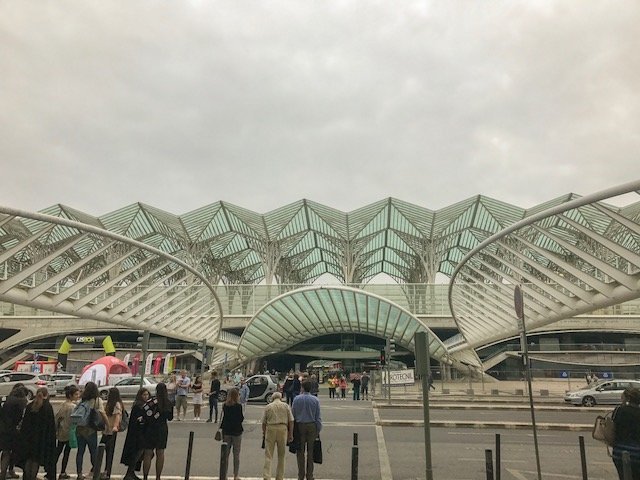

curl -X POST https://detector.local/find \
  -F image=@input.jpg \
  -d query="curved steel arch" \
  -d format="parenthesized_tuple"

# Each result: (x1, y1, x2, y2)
(448, 179, 640, 354)
(0, 206, 224, 344)
(237, 285, 449, 363)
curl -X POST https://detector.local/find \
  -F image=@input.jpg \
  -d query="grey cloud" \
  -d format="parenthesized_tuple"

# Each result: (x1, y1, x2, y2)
(0, 1, 638, 216)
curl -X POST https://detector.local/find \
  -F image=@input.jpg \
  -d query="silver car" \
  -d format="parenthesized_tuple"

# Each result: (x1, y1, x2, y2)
(44, 373, 77, 394)
(98, 377, 158, 400)
(0, 372, 49, 399)
(564, 379, 640, 407)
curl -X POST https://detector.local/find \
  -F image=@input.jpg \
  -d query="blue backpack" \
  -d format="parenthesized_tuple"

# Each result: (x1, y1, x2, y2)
(70, 400, 91, 426)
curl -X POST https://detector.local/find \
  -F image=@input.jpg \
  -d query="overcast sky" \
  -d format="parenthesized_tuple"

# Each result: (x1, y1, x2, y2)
(1, 1, 638, 217)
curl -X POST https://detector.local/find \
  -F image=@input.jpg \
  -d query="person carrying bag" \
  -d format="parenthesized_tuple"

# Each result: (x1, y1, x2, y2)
(73, 382, 109, 480)
(608, 387, 640, 480)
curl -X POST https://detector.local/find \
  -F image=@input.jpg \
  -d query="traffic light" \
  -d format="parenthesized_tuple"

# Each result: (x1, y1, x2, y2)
(385, 338, 396, 356)
(380, 349, 387, 365)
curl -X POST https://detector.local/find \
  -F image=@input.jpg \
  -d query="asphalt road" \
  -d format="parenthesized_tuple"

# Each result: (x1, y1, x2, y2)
(50, 399, 617, 480)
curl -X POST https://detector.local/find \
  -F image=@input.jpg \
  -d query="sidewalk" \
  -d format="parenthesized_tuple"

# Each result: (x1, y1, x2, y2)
(372, 378, 582, 399)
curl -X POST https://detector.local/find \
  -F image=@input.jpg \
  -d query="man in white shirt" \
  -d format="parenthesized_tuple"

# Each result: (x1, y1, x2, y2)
(175, 370, 191, 421)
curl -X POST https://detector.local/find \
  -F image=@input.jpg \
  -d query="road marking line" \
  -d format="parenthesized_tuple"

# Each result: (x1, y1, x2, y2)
(373, 407, 393, 480)
(505, 469, 529, 480)
(506, 468, 609, 479)
(456, 458, 526, 463)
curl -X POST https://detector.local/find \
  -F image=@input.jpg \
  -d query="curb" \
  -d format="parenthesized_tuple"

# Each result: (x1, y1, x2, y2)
(373, 402, 610, 413)
(376, 419, 593, 431)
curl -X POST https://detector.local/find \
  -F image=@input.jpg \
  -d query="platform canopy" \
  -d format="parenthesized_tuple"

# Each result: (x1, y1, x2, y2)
(237, 285, 449, 363)
(447, 180, 640, 355)
(0, 207, 223, 344)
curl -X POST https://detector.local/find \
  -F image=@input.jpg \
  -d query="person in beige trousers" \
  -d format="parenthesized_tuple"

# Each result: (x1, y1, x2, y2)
(261, 392, 294, 480)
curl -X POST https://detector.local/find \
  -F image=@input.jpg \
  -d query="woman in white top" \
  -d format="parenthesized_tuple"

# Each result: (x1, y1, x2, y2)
(100, 388, 124, 480)
(191, 376, 203, 420)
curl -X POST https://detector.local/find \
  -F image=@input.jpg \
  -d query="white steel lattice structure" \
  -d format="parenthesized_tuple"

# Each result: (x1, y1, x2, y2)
(447, 180, 640, 364)
(16, 195, 612, 287)
(0, 207, 223, 344)
(1, 180, 640, 367)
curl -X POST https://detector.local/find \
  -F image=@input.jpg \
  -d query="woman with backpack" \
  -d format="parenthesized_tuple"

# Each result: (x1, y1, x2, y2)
(121, 388, 150, 480)
(55, 384, 80, 480)
(142, 383, 173, 480)
(14, 387, 57, 480)
(100, 388, 125, 480)
(75, 382, 109, 480)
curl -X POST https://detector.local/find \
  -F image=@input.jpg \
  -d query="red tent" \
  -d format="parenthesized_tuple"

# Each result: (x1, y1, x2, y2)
(79, 356, 131, 386)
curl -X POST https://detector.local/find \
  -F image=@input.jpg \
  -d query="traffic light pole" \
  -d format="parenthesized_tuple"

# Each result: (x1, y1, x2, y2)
(385, 338, 393, 404)
(139, 330, 150, 387)
(200, 338, 207, 376)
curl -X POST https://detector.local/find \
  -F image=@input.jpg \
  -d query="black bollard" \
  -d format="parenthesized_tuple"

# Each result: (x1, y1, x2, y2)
(219, 442, 229, 480)
(92, 444, 105, 480)
(495, 434, 501, 480)
(578, 436, 588, 480)
(485, 449, 494, 480)
(185, 431, 195, 480)
(351, 433, 359, 480)
(623, 451, 632, 480)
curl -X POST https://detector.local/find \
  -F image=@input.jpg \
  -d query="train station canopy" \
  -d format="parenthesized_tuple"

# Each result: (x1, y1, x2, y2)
(1, 180, 639, 368)
(237, 285, 449, 363)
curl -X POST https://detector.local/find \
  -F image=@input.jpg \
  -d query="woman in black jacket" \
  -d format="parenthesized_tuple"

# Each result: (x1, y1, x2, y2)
(613, 387, 640, 480)
(0, 385, 29, 479)
(220, 388, 244, 480)
(14, 387, 57, 480)
(142, 383, 173, 480)
(120, 388, 150, 480)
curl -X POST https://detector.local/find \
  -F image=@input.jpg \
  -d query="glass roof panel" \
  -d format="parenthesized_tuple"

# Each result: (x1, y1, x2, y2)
(238, 286, 448, 361)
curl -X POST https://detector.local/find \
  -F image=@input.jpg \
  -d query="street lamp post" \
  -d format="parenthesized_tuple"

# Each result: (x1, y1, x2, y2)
(515, 285, 542, 480)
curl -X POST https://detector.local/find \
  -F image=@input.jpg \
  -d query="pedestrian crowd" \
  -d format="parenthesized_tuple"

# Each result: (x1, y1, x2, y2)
(0, 366, 384, 480)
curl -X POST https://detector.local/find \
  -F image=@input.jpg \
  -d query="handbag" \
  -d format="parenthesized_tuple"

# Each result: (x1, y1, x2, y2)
(119, 407, 130, 432)
(214, 410, 224, 441)
(88, 408, 105, 431)
(313, 436, 322, 464)
(593, 411, 615, 447)
(68, 424, 78, 449)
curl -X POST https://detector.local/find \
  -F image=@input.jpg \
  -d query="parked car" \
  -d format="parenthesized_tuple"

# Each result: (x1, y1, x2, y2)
(40, 372, 77, 394)
(218, 374, 280, 403)
(98, 376, 158, 400)
(564, 379, 640, 406)
(0, 372, 49, 400)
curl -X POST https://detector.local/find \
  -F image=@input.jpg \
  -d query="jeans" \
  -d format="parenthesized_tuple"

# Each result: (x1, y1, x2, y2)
(361, 385, 369, 399)
(208, 395, 218, 421)
(101, 433, 118, 477)
(56, 440, 71, 474)
(76, 431, 98, 474)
